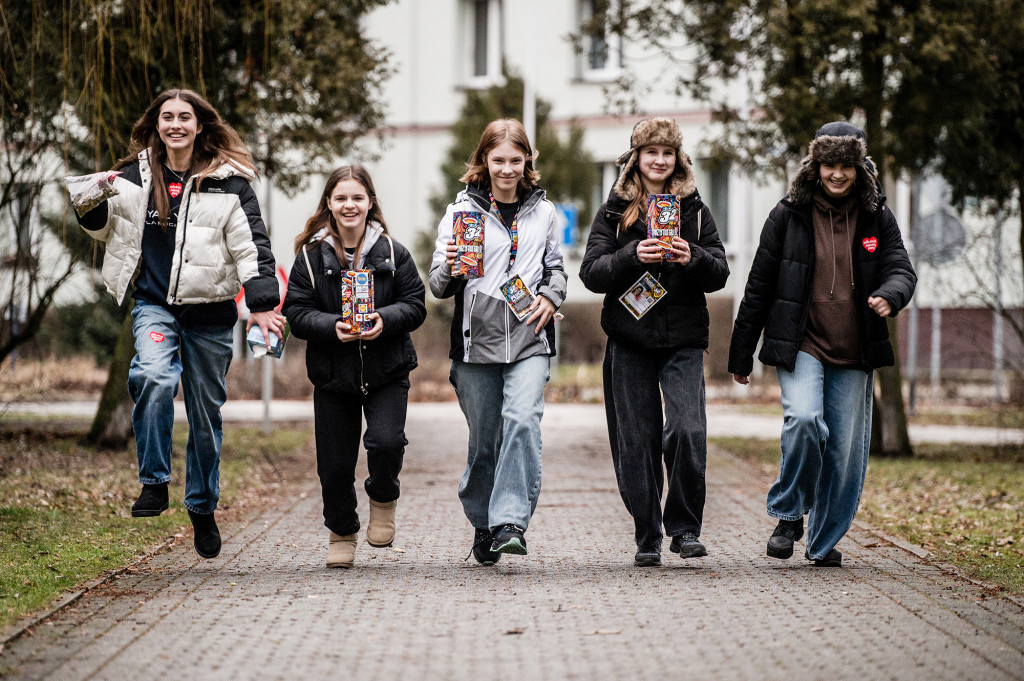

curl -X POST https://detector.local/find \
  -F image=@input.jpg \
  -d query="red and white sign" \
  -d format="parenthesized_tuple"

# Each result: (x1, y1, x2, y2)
(150, 331, 165, 343)
(168, 182, 183, 198)
(862, 237, 878, 253)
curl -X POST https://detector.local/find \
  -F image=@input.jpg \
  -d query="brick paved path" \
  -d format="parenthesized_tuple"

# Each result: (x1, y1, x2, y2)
(3, 403, 1023, 680)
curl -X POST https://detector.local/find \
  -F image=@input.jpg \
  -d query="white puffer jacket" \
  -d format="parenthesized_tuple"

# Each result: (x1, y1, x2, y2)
(77, 149, 280, 313)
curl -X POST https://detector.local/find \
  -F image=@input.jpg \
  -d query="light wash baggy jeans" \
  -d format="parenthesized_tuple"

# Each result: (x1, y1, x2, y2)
(770, 351, 873, 559)
(129, 300, 233, 515)
(450, 355, 549, 533)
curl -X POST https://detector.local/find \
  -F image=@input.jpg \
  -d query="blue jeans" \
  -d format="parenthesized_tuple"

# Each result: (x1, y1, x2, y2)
(771, 351, 873, 559)
(129, 300, 233, 514)
(449, 355, 549, 532)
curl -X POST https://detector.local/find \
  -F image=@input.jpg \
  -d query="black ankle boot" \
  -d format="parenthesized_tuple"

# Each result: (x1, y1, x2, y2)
(131, 483, 169, 517)
(767, 518, 804, 559)
(187, 510, 222, 559)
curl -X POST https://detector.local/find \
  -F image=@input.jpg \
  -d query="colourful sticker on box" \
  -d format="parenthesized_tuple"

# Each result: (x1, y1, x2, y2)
(452, 211, 485, 278)
(341, 269, 375, 334)
(646, 194, 680, 260)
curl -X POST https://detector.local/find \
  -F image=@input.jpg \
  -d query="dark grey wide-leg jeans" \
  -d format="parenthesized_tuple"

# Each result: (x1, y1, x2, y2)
(603, 339, 707, 551)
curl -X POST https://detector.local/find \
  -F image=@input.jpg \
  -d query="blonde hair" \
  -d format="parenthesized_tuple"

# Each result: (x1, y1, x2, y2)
(459, 118, 540, 195)
(618, 170, 655, 231)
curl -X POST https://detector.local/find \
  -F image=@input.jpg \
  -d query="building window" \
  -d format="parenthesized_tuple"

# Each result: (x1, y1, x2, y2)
(465, 0, 503, 88)
(579, 0, 622, 81)
(472, 0, 489, 77)
(706, 162, 730, 243)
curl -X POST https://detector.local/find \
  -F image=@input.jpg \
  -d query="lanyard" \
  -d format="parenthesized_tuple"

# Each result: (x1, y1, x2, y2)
(489, 191, 519, 274)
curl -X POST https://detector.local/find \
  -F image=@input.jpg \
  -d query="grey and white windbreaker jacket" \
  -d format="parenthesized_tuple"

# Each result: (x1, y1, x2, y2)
(429, 184, 567, 364)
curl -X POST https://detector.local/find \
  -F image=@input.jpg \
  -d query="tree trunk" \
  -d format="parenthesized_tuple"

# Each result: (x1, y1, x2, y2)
(860, 6, 912, 457)
(871, 317, 914, 457)
(1018, 188, 1023, 308)
(85, 311, 135, 449)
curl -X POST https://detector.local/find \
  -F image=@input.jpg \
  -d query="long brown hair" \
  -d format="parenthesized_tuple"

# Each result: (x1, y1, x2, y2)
(293, 165, 389, 269)
(618, 169, 657, 232)
(459, 118, 540, 196)
(114, 89, 257, 227)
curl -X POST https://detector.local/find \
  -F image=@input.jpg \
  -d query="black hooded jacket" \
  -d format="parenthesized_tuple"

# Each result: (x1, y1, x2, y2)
(283, 232, 426, 394)
(727, 192, 916, 375)
(579, 188, 730, 350)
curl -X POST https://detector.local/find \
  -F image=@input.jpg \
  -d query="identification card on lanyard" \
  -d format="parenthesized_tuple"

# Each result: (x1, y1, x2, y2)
(499, 274, 536, 321)
(619, 271, 667, 320)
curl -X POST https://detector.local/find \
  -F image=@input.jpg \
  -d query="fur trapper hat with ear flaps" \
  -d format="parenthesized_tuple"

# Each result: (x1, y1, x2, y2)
(788, 121, 881, 213)
(613, 117, 696, 200)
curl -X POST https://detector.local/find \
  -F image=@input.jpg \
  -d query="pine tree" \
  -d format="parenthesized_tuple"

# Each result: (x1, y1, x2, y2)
(420, 74, 599, 272)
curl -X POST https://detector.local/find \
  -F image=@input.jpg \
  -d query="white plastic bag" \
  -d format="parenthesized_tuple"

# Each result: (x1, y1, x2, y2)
(63, 170, 121, 218)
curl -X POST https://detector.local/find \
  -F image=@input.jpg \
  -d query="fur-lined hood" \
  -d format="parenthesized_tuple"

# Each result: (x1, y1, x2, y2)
(613, 117, 697, 201)
(787, 122, 881, 213)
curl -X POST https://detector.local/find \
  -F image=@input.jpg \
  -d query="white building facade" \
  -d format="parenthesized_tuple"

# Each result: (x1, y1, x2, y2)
(263, 0, 785, 307)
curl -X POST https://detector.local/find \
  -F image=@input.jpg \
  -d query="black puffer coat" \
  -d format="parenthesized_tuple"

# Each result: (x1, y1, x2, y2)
(579, 189, 730, 350)
(283, 231, 426, 394)
(728, 194, 916, 375)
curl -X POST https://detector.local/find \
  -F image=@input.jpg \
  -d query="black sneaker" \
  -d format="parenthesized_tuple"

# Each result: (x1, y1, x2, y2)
(131, 483, 169, 517)
(187, 510, 221, 559)
(634, 548, 662, 567)
(490, 524, 527, 555)
(466, 528, 501, 566)
(669, 532, 708, 558)
(807, 548, 842, 567)
(767, 518, 804, 559)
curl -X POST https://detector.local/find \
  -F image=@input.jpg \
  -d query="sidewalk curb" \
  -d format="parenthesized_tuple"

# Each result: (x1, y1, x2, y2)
(852, 518, 1024, 609)
(0, 480, 320, 652)
(0, 537, 178, 649)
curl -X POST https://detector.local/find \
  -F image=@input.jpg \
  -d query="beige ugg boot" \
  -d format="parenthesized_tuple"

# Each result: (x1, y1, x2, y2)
(366, 499, 397, 547)
(327, 532, 357, 568)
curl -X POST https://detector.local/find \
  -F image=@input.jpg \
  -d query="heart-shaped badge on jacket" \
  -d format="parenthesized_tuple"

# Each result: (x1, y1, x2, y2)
(169, 182, 182, 198)
(150, 332, 165, 343)
(862, 237, 878, 253)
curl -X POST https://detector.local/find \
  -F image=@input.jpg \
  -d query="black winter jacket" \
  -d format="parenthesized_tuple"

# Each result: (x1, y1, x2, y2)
(579, 189, 730, 350)
(282, 231, 426, 394)
(728, 195, 916, 375)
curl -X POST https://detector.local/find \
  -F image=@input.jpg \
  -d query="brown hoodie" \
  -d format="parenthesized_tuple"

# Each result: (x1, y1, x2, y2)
(800, 191, 862, 366)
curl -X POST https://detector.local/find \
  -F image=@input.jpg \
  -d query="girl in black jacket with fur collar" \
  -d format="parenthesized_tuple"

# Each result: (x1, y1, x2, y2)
(282, 165, 426, 569)
(580, 118, 729, 567)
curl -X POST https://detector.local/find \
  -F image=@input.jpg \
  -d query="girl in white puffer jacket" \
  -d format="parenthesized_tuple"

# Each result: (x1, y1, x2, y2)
(75, 88, 285, 560)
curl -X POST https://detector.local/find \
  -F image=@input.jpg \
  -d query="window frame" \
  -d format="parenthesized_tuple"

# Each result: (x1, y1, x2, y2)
(464, 0, 505, 89)
(578, 0, 623, 83)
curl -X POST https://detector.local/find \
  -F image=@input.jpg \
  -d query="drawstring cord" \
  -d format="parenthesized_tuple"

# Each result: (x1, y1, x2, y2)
(847, 205, 856, 292)
(827, 205, 856, 300)
(829, 210, 837, 299)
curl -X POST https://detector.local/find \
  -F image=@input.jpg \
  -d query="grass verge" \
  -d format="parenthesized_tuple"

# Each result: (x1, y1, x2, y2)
(711, 437, 1024, 597)
(0, 423, 313, 632)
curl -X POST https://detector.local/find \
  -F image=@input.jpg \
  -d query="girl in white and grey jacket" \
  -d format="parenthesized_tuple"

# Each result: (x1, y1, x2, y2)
(430, 118, 567, 564)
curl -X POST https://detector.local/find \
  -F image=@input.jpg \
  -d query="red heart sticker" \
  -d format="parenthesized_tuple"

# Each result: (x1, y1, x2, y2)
(862, 237, 878, 253)
(150, 332, 165, 343)
(168, 182, 182, 198)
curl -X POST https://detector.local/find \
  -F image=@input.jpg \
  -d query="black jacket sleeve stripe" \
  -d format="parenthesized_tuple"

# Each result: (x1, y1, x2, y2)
(236, 180, 280, 313)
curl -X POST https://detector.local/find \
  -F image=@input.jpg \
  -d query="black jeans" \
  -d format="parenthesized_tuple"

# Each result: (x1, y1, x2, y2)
(603, 339, 707, 551)
(312, 378, 409, 536)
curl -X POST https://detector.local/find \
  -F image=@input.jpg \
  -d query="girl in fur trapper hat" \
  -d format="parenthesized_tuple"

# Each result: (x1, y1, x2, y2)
(728, 121, 917, 568)
(580, 117, 730, 567)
